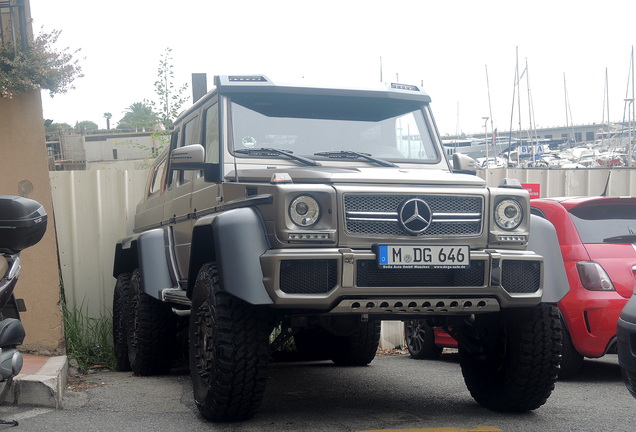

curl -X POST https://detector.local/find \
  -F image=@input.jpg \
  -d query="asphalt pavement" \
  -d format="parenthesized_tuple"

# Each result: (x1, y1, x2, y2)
(0, 353, 634, 431)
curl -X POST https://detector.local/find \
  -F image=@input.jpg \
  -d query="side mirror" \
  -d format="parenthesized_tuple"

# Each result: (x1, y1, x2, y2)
(171, 144, 205, 170)
(452, 153, 478, 175)
(170, 144, 221, 182)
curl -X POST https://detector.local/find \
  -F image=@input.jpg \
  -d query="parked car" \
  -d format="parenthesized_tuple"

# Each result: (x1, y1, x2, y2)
(530, 196, 636, 378)
(112, 74, 565, 421)
(618, 291, 636, 399)
(404, 320, 457, 359)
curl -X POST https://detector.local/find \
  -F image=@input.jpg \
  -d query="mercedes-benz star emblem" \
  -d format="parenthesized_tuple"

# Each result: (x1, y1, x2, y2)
(398, 198, 432, 235)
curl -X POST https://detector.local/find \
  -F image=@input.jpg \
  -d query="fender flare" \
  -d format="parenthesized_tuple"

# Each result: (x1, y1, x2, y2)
(528, 214, 569, 303)
(113, 228, 176, 300)
(188, 207, 273, 305)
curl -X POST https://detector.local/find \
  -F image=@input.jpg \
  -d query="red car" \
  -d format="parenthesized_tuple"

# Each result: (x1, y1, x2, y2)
(530, 196, 636, 378)
(405, 196, 636, 379)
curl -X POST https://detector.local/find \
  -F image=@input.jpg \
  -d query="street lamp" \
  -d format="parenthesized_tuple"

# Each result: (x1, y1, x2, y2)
(482, 117, 489, 166)
(626, 98, 634, 167)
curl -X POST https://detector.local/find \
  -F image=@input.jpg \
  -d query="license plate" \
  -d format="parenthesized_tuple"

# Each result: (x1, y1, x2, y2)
(377, 245, 470, 269)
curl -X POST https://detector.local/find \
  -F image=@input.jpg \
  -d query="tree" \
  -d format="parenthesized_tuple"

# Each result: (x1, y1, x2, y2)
(45, 122, 73, 136)
(75, 120, 98, 133)
(103, 112, 112, 130)
(0, 28, 83, 98)
(117, 102, 159, 132)
(151, 47, 189, 129)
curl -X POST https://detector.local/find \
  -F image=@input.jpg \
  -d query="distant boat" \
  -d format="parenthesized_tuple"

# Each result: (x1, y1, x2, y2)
(442, 136, 520, 160)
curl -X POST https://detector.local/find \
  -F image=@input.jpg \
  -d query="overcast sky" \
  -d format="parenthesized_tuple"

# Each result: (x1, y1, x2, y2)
(30, 0, 636, 136)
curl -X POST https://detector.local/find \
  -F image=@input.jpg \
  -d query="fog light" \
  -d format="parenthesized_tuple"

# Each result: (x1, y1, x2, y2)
(289, 233, 330, 241)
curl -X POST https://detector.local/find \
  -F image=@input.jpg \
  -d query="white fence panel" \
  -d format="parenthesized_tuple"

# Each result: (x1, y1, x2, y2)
(49, 168, 636, 322)
(50, 170, 147, 317)
(480, 167, 636, 197)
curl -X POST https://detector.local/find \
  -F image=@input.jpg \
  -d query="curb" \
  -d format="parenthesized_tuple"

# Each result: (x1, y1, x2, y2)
(11, 355, 68, 409)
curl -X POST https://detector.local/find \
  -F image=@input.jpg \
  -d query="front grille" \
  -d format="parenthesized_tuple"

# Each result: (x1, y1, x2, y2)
(280, 260, 338, 294)
(501, 260, 541, 293)
(356, 260, 486, 287)
(344, 194, 483, 237)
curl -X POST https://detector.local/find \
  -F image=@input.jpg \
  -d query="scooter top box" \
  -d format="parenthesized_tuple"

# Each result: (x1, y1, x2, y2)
(0, 195, 47, 254)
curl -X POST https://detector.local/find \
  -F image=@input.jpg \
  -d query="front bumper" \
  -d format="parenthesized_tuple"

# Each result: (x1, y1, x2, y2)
(260, 247, 543, 313)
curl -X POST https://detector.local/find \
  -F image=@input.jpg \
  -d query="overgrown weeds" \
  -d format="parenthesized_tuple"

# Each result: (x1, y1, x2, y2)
(62, 301, 116, 373)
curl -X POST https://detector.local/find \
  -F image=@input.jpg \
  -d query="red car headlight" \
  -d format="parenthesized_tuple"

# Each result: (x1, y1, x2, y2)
(576, 261, 615, 291)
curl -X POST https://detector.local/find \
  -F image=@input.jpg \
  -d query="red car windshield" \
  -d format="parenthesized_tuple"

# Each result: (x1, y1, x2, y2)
(569, 203, 636, 244)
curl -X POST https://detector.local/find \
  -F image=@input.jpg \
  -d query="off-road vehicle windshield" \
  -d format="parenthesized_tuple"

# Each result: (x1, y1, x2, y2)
(229, 93, 440, 163)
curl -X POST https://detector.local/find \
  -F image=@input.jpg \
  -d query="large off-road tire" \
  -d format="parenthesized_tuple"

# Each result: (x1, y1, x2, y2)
(329, 321, 381, 366)
(458, 304, 562, 412)
(558, 321, 584, 380)
(113, 273, 131, 371)
(404, 320, 443, 360)
(127, 268, 177, 376)
(189, 263, 272, 422)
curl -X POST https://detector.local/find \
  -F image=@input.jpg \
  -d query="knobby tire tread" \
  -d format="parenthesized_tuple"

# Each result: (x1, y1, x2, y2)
(459, 303, 562, 412)
(330, 321, 381, 366)
(190, 263, 272, 422)
(113, 273, 131, 371)
(128, 269, 177, 376)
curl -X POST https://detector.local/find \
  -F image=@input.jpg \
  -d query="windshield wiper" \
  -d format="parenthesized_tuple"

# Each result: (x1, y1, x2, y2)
(235, 148, 321, 166)
(602, 234, 636, 244)
(313, 151, 397, 167)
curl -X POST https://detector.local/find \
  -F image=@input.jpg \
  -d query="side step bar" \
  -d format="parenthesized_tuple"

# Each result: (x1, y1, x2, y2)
(162, 288, 191, 316)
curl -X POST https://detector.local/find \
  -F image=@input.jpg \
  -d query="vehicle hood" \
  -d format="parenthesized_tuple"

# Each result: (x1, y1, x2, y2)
(228, 166, 487, 187)
(584, 243, 636, 298)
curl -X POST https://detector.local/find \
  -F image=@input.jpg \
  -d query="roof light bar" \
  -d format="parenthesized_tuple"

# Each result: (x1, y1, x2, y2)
(391, 83, 420, 91)
(228, 75, 268, 82)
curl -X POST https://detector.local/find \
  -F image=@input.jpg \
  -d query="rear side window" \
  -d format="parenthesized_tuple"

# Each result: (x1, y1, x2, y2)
(569, 203, 636, 243)
(203, 104, 219, 163)
(181, 117, 198, 184)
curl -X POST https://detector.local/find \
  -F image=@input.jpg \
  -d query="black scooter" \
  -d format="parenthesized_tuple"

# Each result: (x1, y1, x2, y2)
(0, 195, 47, 416)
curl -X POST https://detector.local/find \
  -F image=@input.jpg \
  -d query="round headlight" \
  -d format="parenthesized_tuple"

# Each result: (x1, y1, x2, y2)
(495, 199, 523, 230)
(290, 196, 320, 227)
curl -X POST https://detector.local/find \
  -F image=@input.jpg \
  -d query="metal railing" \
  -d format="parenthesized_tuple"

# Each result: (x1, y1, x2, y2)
(0, 0, 28, 53)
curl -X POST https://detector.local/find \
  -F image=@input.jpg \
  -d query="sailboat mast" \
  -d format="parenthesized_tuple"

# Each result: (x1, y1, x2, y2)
(508, 51, 518, 164)
(485, 64, 495, 158)
(564, 73, 569, 146)
(601, 68, 608, 147)
(630, 46, 635, 166)
(517, 48, 522, 144)
(564, 73, 575, 147)
(455, 101, 460, 150)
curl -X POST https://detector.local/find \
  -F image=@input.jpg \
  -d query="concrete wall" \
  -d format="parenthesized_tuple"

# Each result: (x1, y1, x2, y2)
(83, 133, 164, 163)
(0, 92, 64, 355)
